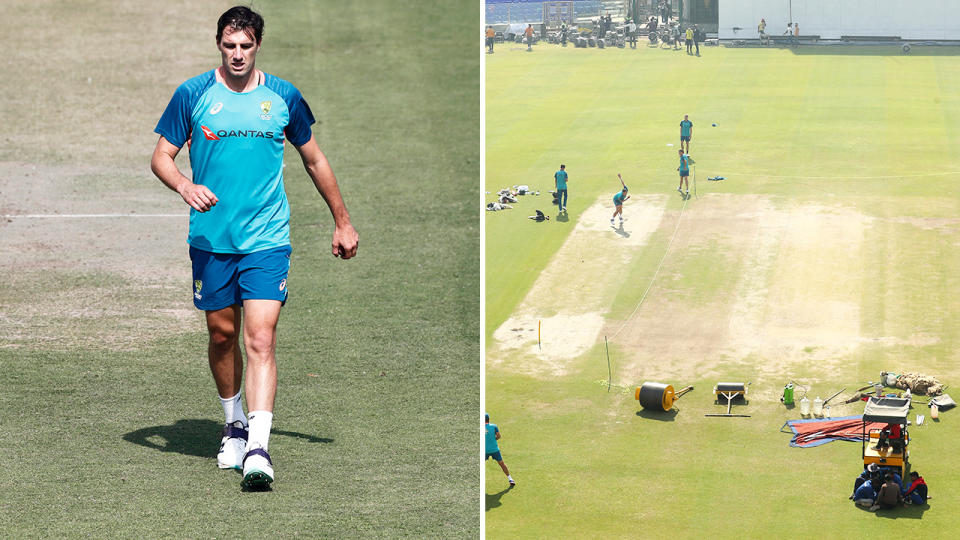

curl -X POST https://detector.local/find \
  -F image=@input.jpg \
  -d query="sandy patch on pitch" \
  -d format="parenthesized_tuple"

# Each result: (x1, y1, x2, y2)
(611, 194, 878, 384)
(489, 195, 667, 376)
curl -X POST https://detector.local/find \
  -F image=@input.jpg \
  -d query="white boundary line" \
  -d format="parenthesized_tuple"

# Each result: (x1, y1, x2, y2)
(717, 170, 960, 180)
(1, 214, 184, 218)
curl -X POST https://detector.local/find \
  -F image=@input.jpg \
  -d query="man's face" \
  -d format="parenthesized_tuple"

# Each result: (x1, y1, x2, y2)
(218, 26, 260, 80)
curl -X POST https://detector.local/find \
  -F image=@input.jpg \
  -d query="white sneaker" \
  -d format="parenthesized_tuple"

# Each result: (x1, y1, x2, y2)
(241, 444, 274, 489)
(508, 475, 516, 486)
(610, 218, 615, 225)
(217, 421, 248, 470)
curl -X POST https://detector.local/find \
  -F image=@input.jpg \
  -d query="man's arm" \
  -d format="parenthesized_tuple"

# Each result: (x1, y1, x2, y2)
(150, 136, 218, 212)
(295, 135, 359, 259)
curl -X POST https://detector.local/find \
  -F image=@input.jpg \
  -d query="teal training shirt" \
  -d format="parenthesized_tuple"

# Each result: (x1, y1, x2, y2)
(485, 423, 500, 453)
(680, 154, 691, 172)
(680, 119, 693, 137)
(155, 70, 316, 254)
(555, 170, 568, 190)
(614, 191, 626, 205)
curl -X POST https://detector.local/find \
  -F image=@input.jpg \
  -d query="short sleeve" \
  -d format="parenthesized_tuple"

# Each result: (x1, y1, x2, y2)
(155, 84, 193, 148)
(284, 90, 316, 147)
(154, 71, 215, 148)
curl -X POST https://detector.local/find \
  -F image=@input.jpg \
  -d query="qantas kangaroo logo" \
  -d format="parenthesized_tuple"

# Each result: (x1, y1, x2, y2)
(200, 125, 220, 140)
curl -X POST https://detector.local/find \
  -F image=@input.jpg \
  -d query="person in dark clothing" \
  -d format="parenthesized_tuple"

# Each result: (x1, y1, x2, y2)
(871, 473, 903, 511)
(902, 471, 929, 505)
(853, 478, 877, 507)
(877, 422, 904, 452)
(851, 463, 880, 499)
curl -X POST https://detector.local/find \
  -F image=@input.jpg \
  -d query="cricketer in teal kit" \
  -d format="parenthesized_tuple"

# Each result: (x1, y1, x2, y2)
(155, 70, 313, 253)
(554, 164, 569, 213)
(679, 114, 693, 153)
(485, 413, 515, 486)
(150, 6, 358, 491)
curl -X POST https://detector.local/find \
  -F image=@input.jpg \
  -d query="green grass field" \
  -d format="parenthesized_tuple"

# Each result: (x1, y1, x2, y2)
(1, 1, 478, 537)
(485, 41, 960, 538)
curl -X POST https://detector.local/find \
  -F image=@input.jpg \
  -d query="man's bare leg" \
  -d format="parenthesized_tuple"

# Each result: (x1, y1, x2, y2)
(206, 305, 243, 399)
(207, 305, 248, 469)
(239, 299, 282, 487)
(242, 299, 282, 414)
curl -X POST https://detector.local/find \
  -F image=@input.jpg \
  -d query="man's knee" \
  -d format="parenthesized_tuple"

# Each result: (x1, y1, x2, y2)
(207, 310, 240, 353)
(244, 327, 277, 358)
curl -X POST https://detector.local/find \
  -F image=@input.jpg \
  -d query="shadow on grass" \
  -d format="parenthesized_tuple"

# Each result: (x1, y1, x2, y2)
(122, 418, 333, 458)
(556, 211, 570, 223)
(613, 223, 630, 238)
(635, 409, 679, 421)
(485, 484, 515, 511)
(855, 503, 930, 519)
(708, 396, 750, 416)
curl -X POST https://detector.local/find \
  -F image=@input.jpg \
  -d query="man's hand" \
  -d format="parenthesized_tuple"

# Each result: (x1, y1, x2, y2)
(332, 222, 359, 259)
(178, 182, 219, 212)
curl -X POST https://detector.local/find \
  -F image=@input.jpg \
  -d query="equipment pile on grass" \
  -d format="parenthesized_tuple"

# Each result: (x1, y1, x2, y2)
(895, 373, 945, 396)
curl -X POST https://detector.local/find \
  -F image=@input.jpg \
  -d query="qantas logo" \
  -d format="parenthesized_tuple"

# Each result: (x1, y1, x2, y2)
(200, 126, 275, 141)
(200, 126, 274, 141)
(200, 125, 220, 140)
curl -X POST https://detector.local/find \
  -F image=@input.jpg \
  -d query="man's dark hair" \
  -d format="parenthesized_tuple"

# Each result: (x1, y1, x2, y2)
(560, 164, 565, 169)
(217, 6, 265, 44)
(910, 471, 920, 478)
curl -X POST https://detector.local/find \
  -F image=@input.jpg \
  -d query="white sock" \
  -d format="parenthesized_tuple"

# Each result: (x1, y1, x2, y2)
(247, 410, 274, 451)
(219, 392, 247, 427)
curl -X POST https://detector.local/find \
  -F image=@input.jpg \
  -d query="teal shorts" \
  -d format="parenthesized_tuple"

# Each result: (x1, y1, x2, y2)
(189, 245, 291, 311)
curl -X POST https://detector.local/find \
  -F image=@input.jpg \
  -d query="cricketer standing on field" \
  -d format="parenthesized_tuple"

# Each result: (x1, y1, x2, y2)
(679, 114, 693, 153)
(150, 5, 359, 490)
(555, 164, 569, 213)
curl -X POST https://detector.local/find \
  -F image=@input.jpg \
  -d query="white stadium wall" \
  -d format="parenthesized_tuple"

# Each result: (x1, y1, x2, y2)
(719, 0, 960, 40)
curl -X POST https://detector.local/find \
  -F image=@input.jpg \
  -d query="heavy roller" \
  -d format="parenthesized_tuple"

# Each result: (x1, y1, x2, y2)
(635, 382, 694, 412)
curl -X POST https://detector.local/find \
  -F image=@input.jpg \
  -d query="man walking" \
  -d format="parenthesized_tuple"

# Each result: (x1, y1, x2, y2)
(679, 114, 693, 153)
(693, 24, 702, 56)
(485, 413, 516, 487)
(554, 164, 569, 213)
(151, 6, 359, 490)
(486, 25, 496, 54)
(685, 25, 694, 54)
(525, 24, 534, 51)
(677, 148, 693, 197)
